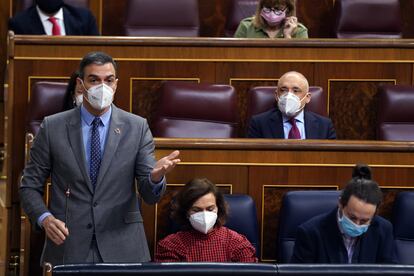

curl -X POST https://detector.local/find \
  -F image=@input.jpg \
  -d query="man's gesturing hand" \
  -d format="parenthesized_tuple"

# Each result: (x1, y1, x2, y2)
(151, 150, 180, 183)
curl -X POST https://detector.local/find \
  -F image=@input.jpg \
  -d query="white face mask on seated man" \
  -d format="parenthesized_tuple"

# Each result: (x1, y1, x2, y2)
(277, 92, 308, 117)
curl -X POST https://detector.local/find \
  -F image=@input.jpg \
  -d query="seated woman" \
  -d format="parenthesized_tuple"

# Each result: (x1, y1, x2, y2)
(63, 71, 83, 110)
(155, 178, 257, 262)
(234, 0, 308, 39)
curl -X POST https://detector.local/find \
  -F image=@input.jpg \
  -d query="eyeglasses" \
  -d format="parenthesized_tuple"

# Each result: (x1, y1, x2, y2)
(262, 7, 287, 16)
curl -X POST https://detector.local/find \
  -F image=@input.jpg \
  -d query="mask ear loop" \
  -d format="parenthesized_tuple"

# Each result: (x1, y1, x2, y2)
(78, 78, 94, 106)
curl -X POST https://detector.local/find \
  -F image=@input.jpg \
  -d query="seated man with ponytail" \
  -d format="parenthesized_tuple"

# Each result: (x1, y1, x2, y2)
(291, 164, 398, 264)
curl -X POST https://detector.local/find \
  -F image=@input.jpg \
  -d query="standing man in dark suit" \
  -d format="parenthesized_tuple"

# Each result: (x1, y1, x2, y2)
(248, 71, 336, 139)
(8, 0, 99, 35)
(20, 51, 180, 265)
(291, 164, 398, 264)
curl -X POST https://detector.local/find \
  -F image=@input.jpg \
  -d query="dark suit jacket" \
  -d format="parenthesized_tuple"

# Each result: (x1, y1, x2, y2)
(8, 4, 99, 35)
(291, 208, 398, 264)
(247, 108, 336, 139)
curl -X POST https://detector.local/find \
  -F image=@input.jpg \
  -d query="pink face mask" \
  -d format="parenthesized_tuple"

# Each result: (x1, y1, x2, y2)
(261, 8, 286, 27)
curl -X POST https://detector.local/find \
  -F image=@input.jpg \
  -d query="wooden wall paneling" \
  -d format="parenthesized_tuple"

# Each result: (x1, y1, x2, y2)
(0, 0, 12, 149)
(101, 0, 126, 36)
(401, 0, 414, 38)
(314, 62, 413, 139)
(199, 0, 231, 37)
(88, 0, 102, 34)
(296, 0, 335, 38)
(329, 80, 395, 140)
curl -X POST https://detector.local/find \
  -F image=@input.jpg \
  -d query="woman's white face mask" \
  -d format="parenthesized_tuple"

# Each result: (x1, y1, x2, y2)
(189, 211, 218, 234)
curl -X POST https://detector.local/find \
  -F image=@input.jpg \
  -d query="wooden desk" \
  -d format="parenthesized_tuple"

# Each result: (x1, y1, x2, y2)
(148, 138, 414, 261)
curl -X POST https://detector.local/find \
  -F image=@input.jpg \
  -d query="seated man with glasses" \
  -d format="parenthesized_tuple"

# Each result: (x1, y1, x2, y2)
(234, 0, 308, 39)
(248, 71, 336, 139)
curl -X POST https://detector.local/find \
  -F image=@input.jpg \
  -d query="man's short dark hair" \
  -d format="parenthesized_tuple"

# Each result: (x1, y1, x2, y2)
(78, 51, 117, 79)
(340, 164, 383, 207)
(171, 178, 228, 230)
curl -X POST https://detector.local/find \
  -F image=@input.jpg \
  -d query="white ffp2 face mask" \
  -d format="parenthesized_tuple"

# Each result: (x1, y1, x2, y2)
(277, 92, 307, 117)
(74, 94, 83, 107)
(189, 211, 218, 234)
(83, 82, 114, 111)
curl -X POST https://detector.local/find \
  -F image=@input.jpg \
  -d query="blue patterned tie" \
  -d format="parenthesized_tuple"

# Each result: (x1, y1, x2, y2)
(90, 117, 101, 189)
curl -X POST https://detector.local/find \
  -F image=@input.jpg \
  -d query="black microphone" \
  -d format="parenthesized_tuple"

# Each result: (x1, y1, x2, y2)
(62, 185, 71, 265)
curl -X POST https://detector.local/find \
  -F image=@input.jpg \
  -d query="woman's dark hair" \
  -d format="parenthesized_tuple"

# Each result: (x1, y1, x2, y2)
(63, 71, 80, 110)
(340, 164, 383, 207)
(253, 0, 296, 28)
(171, 178, 228, 229)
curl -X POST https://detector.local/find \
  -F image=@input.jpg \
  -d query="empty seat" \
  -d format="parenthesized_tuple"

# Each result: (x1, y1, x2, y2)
(392, 192, 414, 264)
(377, 84, 414, 141)
(224, 0, 258, 37)
(26, 81, 68, 137)
(123, 0, 200, 37)
(277, 190, 340, 263)
(152, 82, 239, 138)
(246, 86, 327, 123)
(223, 194, 260, 255)
(334, 0, 402, 38)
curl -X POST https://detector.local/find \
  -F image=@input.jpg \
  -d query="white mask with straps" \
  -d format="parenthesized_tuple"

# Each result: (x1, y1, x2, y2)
(74, 94, 83, 107)
(81, 80, 114, 110)
(277, 92, 307, 117)
(189, 211, 218, 234)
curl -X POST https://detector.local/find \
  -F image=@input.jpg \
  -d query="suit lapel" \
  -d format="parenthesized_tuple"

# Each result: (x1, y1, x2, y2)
(29, 7, 47, 34)
(95, 106, 124, 189)
(357, 219, 378, 263)
(269, 110, 285, 138)
(62, 6, 76, 35)
(67, 109, 94, 194)
(322, 209, 348, 263)
(304, 111, 320, 139)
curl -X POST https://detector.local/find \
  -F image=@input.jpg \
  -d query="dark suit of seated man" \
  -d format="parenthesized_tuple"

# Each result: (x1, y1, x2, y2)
(248, 71, 336, 139)
(291, 164, 398, 264)
(8, 0, 99, 36)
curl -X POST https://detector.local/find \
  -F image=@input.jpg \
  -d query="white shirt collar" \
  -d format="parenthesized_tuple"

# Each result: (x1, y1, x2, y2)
(282, 109, 305, 123)
(36, 5, 64, 22)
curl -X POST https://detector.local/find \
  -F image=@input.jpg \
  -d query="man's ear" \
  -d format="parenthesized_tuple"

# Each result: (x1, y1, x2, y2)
(112, 78, 119, 94)
(304, 91, 311, 104)
(76, 78, 85, 93)
(274, 87, 279, 101)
